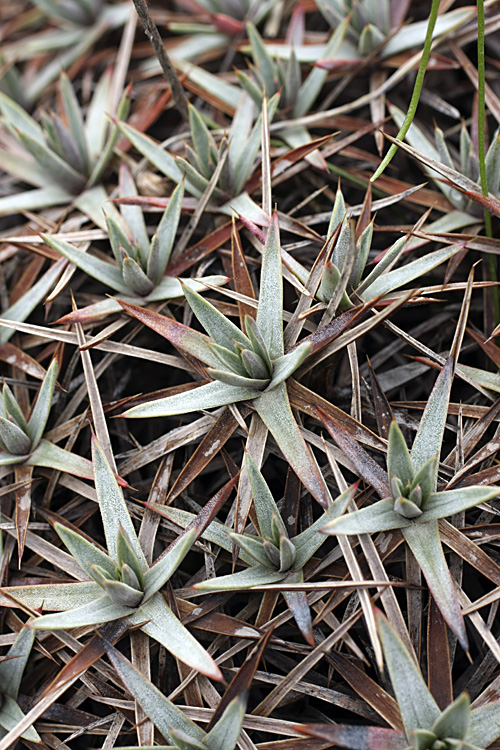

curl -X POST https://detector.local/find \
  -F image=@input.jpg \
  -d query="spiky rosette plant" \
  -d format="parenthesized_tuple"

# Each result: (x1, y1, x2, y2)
(26, 438, 226, 680)
(288, 184, 461, 324)
(0, 70, 129, 224)
(152, 455, 355, 645)
(0, 359, 92, 477)
(317, 355, 500, 650)
(297, 611, 500, 750)
(117, 94, 279, 223)
(119, 213, 332, 509)
(41, 166, 227, 322)
(317, 1, 475, 62)
(390, 104, 500, 218)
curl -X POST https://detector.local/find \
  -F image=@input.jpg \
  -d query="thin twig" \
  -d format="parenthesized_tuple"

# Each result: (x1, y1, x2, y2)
(131, 0, 189, 122)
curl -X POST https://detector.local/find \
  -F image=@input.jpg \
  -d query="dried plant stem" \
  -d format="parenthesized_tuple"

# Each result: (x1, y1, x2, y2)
(477, 0, 499, 324)
(131, 0, 189, 122)
(371, 0, 440, 182)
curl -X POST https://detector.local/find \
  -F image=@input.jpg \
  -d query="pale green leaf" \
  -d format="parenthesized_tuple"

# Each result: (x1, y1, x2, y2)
(377, 612, 440, 735)
(16, 129, 85, 192)
(0, 581, 102, 611)
(359, 244, 458, 301)
(228, 533, 271, 566)
(256, 214, 284, 360)
(27, 439, 93, 478)
(182, 284, 252, 352)
(432, 693, 470, 741)
(294, 19, 348, 117)
(387, 421, 413, 488)
(0, 627, 34, 699)
(411, 357, 454, 482)
(84, 68, 112, 158)
(30, 595, 135, 630)
(92, 438, 146, 568)
(106, 646, 205, 742)
(149, 180, 185, 282)
(123, 380, 259, 419)
(254, 383, 330, 508)
(422, 486, 500, 520)
(323, 498, 408, 536)
(0, 91, 45, 143)
(468, 700, 500, 747)
(194, 564, 285, 591)
(267, 342, 313, 390)
(207, 368, 267, 389)
(27, 358, 57, 448)
(131, 592, 222, 680)
(246, 454, 283, 541)
(142, 528, 197, 601)
(246, 22, 276, 95)
(54, 523, 116, 581)
(41, 233, 130, 294)
(0, 259, 65, 345)
(204, 697, 246, 750)
(0, 695, 40, 742)
(0, 418, 31, 455)
(60, 71, 89, 173)
(402, 520, 467, 649)
(116, 120, 184, 182)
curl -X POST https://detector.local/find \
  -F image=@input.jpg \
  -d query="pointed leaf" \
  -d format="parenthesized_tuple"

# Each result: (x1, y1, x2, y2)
(15, 130, 85, 193)
(55, 523, 116, 581)
(411, 357, 454, 483)
(193, 564, 285, 591)
(254, 383, 330, 509)
(402, 521, 467, 649)
(204, 697, 246, 750)
(122, 255, 154, 296)
(182, 284, 251, 352)
(150, 180, 185, 282)
(422, 486, 500, 521)
(256, 214, 284, 360)
(2, 386, 27, 433)
(323, 498, 408, 536)
(142, 528, 197, 601)
(42, 234, 130, 294)
(432, 693, 470, 741)
(123, 380, 259, 419)
(0, 627, 34, 700)
(106, 645, 205, 741)
(92, 438, 145, 567)
(27, 439, 93, 478)
(116, 120, 185, 183)
(267, 342, 313, 390)
(130, 592, 222, 680)
(117, 299, 226, 368)
(30, 595, 135, 630)
(60, 71, 89, 172)
(27, 358, 57, 448)
(206, 368, 267, 390)
(388, 421, 414, 488)
(0, 695, 40, 742)
(228, 533, 272, 566)
(377, 612, 440, 735)
(282, 569, 314, 645)
(0, 418, 31, 455)
(246, 453, 283, 541)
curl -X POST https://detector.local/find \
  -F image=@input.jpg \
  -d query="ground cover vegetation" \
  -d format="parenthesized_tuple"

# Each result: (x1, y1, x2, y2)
(2, 0, 500, 748)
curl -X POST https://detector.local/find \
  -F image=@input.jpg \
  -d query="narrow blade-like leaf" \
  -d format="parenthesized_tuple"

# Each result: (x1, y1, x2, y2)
(256, 214, 284, 360)
(130, 592, 222, 681)
(30, 595, 135, 630)
(402, 521, 468, 649)
(254, 383, 330, 509)
(27, 358, 58, 448)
